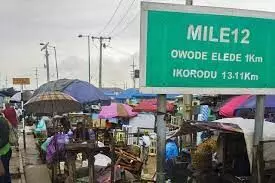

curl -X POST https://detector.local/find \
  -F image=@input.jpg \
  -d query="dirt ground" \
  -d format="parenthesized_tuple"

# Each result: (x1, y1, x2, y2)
(141, 155, 156, 181)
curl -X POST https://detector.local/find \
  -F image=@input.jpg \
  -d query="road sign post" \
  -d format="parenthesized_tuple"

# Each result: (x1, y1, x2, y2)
(139, 2, 275, 182)
(13, 78, 30, 150)
(156, 94, 166, 183)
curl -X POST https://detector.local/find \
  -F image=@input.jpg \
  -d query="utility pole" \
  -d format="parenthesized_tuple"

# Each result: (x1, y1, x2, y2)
(5, 76, 8, 88)
(78, 35, 91, 83)
(35, 67, 39, 88)
(53, 47, 59, 80)
(130, 56, 136, 88)
(186, 0, 193, 5)
(92, 36, 111, 88)
(41, 42, 50, 82)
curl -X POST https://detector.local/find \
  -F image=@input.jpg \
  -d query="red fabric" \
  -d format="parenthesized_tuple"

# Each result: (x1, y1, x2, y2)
(3, 107, 18, 127)
(219, 95, 251, 117)
(133, 99, 174, 112)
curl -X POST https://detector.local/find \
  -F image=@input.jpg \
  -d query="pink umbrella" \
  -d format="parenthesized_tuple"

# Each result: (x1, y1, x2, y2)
(99, 103, 137, 119)
(219, 95, 252, 117)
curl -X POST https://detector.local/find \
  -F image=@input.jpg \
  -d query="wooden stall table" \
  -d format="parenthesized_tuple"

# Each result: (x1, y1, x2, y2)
(64, 142, 110, 183)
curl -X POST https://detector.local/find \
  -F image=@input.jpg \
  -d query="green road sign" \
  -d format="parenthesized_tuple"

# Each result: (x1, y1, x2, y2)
(140, 2, 275, 94)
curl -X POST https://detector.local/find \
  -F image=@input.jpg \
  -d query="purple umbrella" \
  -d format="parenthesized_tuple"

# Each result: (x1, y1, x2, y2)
(237, 95, 275, 109)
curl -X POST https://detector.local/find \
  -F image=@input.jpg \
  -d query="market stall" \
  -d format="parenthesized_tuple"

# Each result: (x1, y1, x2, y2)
(167, 120, 253, 183)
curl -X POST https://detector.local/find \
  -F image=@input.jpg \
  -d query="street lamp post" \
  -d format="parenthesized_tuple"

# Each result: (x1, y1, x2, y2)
(78, 34, 91, 83)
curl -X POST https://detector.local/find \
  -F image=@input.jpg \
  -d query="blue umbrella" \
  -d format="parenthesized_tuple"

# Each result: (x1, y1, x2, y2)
(32, 79, 111, 105)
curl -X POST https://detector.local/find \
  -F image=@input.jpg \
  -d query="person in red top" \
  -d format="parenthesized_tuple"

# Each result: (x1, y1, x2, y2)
(3, 103, 19, 151)
(3, 103, 18, 128)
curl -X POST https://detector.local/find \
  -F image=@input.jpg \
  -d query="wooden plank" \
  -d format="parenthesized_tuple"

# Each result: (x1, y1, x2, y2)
(67, 154, 76, 183)
(88, 155, 95, 183)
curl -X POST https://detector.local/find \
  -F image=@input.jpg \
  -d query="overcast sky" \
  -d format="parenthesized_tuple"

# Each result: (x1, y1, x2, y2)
(0, 0, 274, 90)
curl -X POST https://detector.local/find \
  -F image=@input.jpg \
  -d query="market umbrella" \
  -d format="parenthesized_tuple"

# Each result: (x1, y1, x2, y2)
(132, 99, 174, 112)
(219, 95, 251, 117)
(219, 95, 275, 117)
(10, 91, 33, 103)
(98, 103, 137, 119)
(33, 79, 111, 105)
(25, 91, 81, 114)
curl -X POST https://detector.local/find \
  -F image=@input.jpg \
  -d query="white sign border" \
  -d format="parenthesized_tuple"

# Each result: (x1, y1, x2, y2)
(139, 1, 275, 95)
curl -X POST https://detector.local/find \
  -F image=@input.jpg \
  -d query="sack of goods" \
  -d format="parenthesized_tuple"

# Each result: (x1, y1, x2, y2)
(191, 138, 217, 170)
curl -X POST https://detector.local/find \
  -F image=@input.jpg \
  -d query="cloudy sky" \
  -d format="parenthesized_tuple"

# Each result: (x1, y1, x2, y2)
(0, 0, 273, 90)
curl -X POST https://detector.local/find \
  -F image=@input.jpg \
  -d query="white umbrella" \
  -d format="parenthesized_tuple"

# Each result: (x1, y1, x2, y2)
(24, 91, 81, 114)
(10, 91, 33, 103)
(10, 92, 21, 103)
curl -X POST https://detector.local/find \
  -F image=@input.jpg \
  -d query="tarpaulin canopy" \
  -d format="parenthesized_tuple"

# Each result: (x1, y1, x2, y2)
(115, 88, 138, 100)
(115, 88, 178, 100)
(132, 99, 174, 112)
(219, 95, 275, 117)
(33, 79, 111, 105)
(214, 118, 275, 170)
(133, 93, 179, 100)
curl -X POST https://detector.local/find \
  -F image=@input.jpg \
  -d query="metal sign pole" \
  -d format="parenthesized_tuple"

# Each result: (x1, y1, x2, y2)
(156, 94, 167, 183)
(21, 84, 26, 150)
(252, 95, 265, 183)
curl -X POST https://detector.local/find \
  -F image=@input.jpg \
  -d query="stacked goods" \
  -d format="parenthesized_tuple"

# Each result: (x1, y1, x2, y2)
(191, 138, 217, 170)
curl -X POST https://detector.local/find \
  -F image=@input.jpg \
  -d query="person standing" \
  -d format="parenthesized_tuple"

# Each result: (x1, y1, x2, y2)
(3, 103, 18, 128)
(139, 131, 151, 164)
(0, 113, 12, 183)
(3, 103, 19, 150)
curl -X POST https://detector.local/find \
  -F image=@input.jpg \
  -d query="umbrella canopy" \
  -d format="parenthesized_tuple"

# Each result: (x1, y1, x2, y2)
(219, 95, 251, 117)
(219, 95, 275, 117)
(10, 91, 33, 103)
(33, 79, 111, 105)
(132, 99, 174, 113)
(25, 91, 81, 114)
(0, 87, 18, 97)
(98, 103, 137, 119)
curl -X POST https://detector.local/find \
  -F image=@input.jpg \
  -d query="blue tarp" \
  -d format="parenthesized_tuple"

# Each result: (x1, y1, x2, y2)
(133, 93, 179, 100)
(115, 88, 178, 100)
(115, 88, 139, 100)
